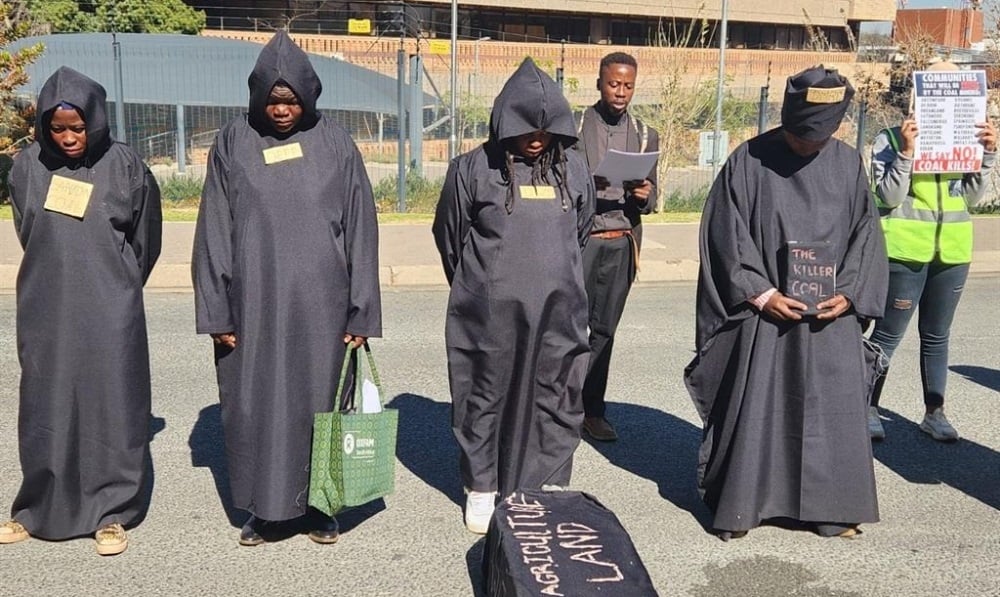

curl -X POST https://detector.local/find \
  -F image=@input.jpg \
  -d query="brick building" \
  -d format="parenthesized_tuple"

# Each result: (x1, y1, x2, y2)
(894, 8, 985, 49)
(189, 0, 896, 51)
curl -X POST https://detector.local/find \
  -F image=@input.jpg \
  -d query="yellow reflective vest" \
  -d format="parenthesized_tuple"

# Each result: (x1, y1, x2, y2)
(876, 128, 973, 264)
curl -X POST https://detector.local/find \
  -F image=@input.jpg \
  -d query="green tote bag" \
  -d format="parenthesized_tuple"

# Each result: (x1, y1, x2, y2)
(308, 343, 398, 517)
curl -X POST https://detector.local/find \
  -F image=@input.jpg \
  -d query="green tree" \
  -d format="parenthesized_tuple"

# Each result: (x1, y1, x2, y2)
(456, 90, 490, 146)
(1, 0, 44, 199)
(27, 0, 97, 32)
(28, 0, 205, 34)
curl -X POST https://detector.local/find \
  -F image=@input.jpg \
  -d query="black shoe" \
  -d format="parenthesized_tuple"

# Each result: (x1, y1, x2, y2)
(583, 417, 618, 442)
(307, 510, 340, 545)
(239, 515, 266, 546)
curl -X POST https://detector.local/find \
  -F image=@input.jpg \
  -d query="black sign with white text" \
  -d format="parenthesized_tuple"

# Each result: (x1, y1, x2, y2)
(483, 490, 657, 596)
(784, 241, 837, 316)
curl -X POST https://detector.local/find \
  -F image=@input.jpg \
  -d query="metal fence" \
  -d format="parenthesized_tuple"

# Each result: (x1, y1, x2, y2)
(93, 93, 929, 193)
(107, 102, 404, 167)
(26, 86, 996, 212)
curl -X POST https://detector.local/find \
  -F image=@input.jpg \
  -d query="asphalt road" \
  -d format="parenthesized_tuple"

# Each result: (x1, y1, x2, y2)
(0, 281, 998, 597)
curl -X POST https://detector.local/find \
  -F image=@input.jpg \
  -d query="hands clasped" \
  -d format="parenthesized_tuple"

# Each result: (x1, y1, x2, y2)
(761, 292, 851, 321)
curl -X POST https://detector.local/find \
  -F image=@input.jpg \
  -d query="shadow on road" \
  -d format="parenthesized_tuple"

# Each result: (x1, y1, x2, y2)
(386, 393, 464, 506)
(189, 404, 243, 528)
(189, 404, 396, 535)
(949, 365, 1000, 393)
(585, 402, 712, 530)
(150, 415, 166, 439)
(465, 537, 487, 597)
(873, 408, 1000, 510)
(133, 414, 167, 530)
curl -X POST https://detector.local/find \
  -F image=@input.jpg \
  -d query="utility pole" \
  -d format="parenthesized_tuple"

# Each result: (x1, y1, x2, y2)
(712, 0, 730, 178)
(449, 0, 458, 160)
(556, 39, 566, 92)
(111, 34, 127, 143)
(396, 9, 406, 212)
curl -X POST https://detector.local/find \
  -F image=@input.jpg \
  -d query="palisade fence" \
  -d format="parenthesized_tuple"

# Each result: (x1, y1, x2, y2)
(95, 93, 915, 212)
(106, 103, 403, 168)
(10, 32, 996, 212)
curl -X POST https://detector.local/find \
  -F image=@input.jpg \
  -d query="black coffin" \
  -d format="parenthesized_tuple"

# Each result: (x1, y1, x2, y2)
(483, 490, 658, 596)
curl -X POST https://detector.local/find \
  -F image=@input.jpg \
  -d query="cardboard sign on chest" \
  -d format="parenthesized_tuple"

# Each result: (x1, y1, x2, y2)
(519, 185, 557, 200)
(44, 175, 93, 219)
(263, 142, 304, 165)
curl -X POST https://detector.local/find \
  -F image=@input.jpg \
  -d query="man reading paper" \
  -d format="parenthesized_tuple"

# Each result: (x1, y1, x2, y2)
(574, 52, 660, 442)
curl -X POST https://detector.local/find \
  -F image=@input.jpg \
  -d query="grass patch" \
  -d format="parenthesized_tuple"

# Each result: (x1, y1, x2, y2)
(163, 207, 200, 222)
(378, 213, 435, 224)
(373, 171, 445, 214)
(159, 175, 204, 204)
(644, 211, 702, 223)
(658, 184, 710, 214)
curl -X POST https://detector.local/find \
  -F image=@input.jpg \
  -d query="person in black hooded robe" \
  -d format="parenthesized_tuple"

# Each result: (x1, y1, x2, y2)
(433, 58, 595, 535)
(684, 66, 889, 540)
(2, 67, 161, 556)
(192, 31, 381, 546)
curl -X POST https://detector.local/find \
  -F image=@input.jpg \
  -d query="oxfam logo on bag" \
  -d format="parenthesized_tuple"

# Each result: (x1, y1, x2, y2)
(343, 433, 355, 455)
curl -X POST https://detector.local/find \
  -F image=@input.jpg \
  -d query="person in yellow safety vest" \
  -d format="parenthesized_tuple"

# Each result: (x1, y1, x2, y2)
(866, 60, 997, 443)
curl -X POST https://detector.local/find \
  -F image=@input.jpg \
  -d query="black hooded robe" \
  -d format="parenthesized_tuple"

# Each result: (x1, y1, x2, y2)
(432, 59, 595, 496)
(7, 67, 162, 539)
(684, 129, 888, 533)
(192, 32, 381, 522)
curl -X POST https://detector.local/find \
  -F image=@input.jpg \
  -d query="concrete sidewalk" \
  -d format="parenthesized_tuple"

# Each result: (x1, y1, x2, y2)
(1, 219, 999, 291)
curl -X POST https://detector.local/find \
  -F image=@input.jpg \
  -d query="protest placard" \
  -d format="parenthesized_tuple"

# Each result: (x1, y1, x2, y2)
(912, 70, 988, 174)
(784, 241, 836, 316)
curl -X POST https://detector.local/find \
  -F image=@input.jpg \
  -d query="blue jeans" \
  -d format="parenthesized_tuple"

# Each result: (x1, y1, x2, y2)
(869, 259, 969, 410)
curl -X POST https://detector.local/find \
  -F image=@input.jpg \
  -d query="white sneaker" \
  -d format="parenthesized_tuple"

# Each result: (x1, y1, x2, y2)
(464, 491, 497, 535)
(867, 406, 885, 441)
(919, 407, 959, 442)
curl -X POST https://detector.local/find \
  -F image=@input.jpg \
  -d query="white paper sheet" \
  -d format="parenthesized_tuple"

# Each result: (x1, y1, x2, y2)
(361, 378, 382, 413)
(592, 149, 660, 187)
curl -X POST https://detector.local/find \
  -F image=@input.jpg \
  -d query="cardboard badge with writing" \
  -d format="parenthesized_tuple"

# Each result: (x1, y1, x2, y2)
(44, 175, 93, 219)
(784, 241, 836, 316)
(262, 142, 304, 165)
(483, 490, 657, 596)
(912, 70, 988, 174)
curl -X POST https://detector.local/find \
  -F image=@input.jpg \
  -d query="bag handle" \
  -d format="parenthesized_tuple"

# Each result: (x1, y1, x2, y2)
(356, 343, 383, 408)
(332, 344, 357, 411)
(332, 343, 384, 412)
(351, 342, 385, 410)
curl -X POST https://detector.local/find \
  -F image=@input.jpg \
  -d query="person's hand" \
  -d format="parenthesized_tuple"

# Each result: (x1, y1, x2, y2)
(593, 175, 610, 191)
(899, 115, 918, 157)
(816, 294, 851, 320)
(344, 334, 367, 349)
(212, 332, 237, 348)
(625, 179, 653, 202)
(761, 292, 807, 321)
(975, 120, 997, 152)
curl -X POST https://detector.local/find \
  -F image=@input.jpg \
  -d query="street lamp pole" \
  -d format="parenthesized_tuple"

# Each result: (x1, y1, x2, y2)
(712, 0, 730, 179)
(449, 0, 458, 161)
(473, 36, 490, 96)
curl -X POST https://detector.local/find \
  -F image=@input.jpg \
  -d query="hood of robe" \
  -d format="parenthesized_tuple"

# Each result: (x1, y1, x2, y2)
(35, 66, 112, 164)
(247, 30, 322, 134)
(488, 58, 577, 148)
(780, 65, 855, 142)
